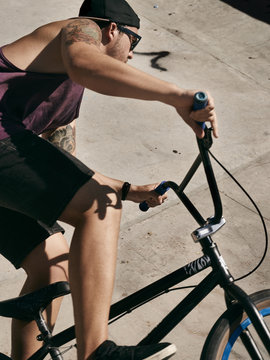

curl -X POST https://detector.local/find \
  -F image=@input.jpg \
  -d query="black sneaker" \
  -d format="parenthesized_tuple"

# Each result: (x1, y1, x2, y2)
(91, 340, 176, 360)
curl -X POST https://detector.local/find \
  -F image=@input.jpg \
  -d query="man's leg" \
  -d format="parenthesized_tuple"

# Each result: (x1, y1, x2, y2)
(11, 233, 69, 360)
(59, 173, 122, 360)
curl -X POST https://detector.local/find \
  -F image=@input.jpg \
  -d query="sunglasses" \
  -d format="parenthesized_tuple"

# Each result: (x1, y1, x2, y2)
(117, 25, 142, 51)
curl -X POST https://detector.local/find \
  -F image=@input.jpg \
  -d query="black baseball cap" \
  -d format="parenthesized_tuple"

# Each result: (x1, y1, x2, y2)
(79, 0, 140, 28)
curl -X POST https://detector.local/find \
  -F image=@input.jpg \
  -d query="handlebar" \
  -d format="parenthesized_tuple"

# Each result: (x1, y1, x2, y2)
(139, 91, 224, 242)
(193, 91, 208, 130)
(139, 181, 170, 212)
(193, 92, 223, 225)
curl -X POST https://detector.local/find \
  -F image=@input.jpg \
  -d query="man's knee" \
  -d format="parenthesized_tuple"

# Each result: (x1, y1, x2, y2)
(59, 177, 122, 226)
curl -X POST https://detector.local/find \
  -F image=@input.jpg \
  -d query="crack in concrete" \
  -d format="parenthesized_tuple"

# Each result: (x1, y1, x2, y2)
(146, 20, 270, 91)
(220, 190, 270, 221)
(171, 30, 270, 91)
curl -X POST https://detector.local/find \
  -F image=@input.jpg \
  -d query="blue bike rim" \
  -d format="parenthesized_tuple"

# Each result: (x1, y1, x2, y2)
(222, 307, 270, 359)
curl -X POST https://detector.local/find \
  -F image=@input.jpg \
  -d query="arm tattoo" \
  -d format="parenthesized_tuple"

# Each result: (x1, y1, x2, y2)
(47, 125, 76, 154)
(63, 19, 102, 47)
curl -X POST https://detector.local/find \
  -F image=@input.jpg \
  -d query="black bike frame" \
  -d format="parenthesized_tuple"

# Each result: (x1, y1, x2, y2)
(31, 128, 270, 360)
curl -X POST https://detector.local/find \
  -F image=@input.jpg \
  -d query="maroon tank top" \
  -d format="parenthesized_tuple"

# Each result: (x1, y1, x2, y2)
(0, 46, 85, 140)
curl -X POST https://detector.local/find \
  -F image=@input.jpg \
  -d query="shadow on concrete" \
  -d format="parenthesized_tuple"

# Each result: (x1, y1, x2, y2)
(220, 0, 270, 24)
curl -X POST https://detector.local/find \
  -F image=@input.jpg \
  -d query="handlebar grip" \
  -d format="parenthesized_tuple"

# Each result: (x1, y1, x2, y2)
(139, 181, 169, 212)
(193, 92, 208, 130)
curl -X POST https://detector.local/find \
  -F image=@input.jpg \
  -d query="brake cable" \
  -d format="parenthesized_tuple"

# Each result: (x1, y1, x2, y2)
(209, 150, 268, 282)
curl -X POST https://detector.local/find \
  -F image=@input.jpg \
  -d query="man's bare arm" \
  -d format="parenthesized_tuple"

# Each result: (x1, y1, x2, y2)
(61, 19, 218, 138)
(42, 120, 76, 156)
(61, 19, 179, 103)
(63, 19, 102, 47)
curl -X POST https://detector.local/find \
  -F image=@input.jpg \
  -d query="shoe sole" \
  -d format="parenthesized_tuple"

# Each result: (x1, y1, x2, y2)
(144, 344, 177, 360)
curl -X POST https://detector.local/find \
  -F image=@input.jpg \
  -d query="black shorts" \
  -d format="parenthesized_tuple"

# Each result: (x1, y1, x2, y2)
(0, 130, 94, 268)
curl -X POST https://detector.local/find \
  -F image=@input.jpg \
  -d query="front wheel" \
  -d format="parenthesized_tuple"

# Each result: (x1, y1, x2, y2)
(200, 289, 270, 360)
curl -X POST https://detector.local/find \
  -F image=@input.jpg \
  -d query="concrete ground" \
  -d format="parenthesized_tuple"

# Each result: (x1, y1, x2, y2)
(0, 0, 269, 359)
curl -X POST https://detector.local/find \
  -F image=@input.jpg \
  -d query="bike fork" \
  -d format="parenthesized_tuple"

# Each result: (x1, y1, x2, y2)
(225, 283, 270, 357)
(240, 329, 264, 360)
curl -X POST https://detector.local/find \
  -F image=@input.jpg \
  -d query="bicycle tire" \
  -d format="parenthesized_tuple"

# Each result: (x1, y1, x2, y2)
(200, 289, 270, 360)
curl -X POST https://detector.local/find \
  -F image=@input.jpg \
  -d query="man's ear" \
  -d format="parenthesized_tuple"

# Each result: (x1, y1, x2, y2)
(102, 22, 118, 44)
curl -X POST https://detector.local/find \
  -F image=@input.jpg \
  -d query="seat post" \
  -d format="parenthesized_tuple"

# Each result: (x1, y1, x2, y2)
(35, 311, 63, 360)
